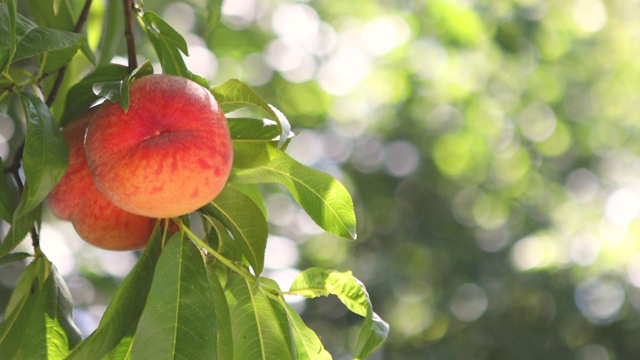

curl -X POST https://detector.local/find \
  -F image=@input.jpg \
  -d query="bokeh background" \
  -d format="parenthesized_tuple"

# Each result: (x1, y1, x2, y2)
(3, 0, 640, 359)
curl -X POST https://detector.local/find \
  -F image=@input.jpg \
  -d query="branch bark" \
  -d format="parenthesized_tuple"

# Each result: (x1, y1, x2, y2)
(123, 0, 138, 73)
(45, 0, 94, 107)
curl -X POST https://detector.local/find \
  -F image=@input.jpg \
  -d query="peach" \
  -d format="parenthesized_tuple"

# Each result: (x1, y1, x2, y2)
(84, 74, 233, 218)
(47, 109, 156, 251)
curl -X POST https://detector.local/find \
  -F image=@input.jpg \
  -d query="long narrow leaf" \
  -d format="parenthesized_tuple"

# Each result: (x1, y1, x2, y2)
(207, 266, 234, 359)
(225, 274, 294, 360)
(19, 93, 69, 216)
(0, 158, 16, 222)
(278, 297, 332, 360)
(66, 225, 165, 359)
(288, 267, 389, 359)
(0, 256, 81, 359)
(0, 1, 17, 72)
(131, 233, 218, 360)
(0, 200, 41, 258)
(233, 154, 357, 239)
(60, 64, 130, 126)
(211, 80, 291, 148)
(200, 186, 268, 275)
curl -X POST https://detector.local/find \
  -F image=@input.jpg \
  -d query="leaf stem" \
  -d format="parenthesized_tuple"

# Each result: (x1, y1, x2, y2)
(177, 219, 255, 281)
(123, 0, 138, 73)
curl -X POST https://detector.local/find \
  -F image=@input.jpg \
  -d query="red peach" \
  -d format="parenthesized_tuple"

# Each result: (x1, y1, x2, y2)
(84, 74, 233, 218)
(47, 109, 156, 251)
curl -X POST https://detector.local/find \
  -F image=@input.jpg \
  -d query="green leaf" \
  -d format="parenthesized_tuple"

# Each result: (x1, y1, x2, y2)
(13, 27, 82, 65)
(0, 201, 41, 259)
(53, 0, 62, 15)
(0, 3, 82, 69)
(0, 158, 16, 222)
(200, 186, 268, 275)
(0, 1, 17, 72)
(20, 262, 83, 359)
(211, 79, 291, 148)
(60, 63, 130, 126)
(231, 183, 268, 219)
(288, 268, 389, 360)
(138, 9, 196, 81)
(233, 153, 357, 240)
(118, 61, 154, 111)
(66, 225, 166, 360)
(202, 214, 244, 264)
(206, 266, 234, 359)
(101, 322, 136, 360)
(205, 0, 223, 40)
(141, 11, 189, 55)
(62, 61, 153, 118)
(0, 255, 40, 336)
(0, 258, 42, 358)
(225, 274, 295, 360)
(19, 92, 69, 216)
(98, 0, 124, 65)
(0, 252, 32, 269)
(23, 0, 76, 31)
(278, 297, 332, 360)
(229, 118, 292, 169)
(230, 118, 285, 141)
(131, 233, 218, 360)
(41, 38, 84, 73)
(0, 255, 82, 359)
(232, 138, 281, 169)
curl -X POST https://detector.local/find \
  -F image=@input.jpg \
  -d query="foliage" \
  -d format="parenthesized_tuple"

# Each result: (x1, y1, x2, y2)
(0, 0, 388, 359)
(5, 0, 640, 359)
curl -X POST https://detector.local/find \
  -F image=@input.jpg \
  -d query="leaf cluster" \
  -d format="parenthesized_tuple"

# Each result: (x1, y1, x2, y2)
(0, 1, 388, 359)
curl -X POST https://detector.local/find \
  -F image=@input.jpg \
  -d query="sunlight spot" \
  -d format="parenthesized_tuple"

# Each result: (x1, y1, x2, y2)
(162, 2, 195, 34)
(570, 233, 600, 266)
(605, 189, 639, 226)
(383, 140, 420, 177)
(241, 53, 273, 86)
(183, 43, 218, 81)
(39, 223, 76, 276)
(566, 168, 600, 204)
(265, 235, 299, 269)
(361, 15, 411, 56)
(573, 0, 607, 33)
(575, 277, 624, 324)
(272, 4, 319, 41)
(626, 253, 640, 287)
(449, 283, 488, 322)
(511, 235, 557, 271)
(576, 344, 610, 360)
(519, 103, 557, 142)
(221, 0, 258, 30)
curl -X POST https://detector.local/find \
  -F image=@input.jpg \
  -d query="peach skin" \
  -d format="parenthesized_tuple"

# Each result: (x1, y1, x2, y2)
(47, 109, 156, 251)
(84, 74, 233, 218)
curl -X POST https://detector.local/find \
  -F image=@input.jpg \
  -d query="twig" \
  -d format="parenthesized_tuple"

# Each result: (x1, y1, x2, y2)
(123, 0, 138, 72)
(73, 0, 93, 33)
(30, 225, 40, 248)
(45, 67, 67, 107)
(45, 0, 94, 107)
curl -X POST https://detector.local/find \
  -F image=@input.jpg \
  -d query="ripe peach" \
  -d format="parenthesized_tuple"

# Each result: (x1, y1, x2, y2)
(84, 74, 233, 218)
(47, 110, 156, 251)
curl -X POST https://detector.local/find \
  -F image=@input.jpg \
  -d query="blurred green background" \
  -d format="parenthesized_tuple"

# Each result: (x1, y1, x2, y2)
(3, 0, 640, 359)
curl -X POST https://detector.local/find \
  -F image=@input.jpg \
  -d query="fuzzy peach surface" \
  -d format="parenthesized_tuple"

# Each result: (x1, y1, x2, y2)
(85, 74, 233, 218)
(47, 110, 156, 251)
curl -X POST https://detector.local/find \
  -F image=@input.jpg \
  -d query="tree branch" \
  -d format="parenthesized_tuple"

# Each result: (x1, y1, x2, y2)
(123, 0, 138, 72)
(45, 0, 94, 107)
